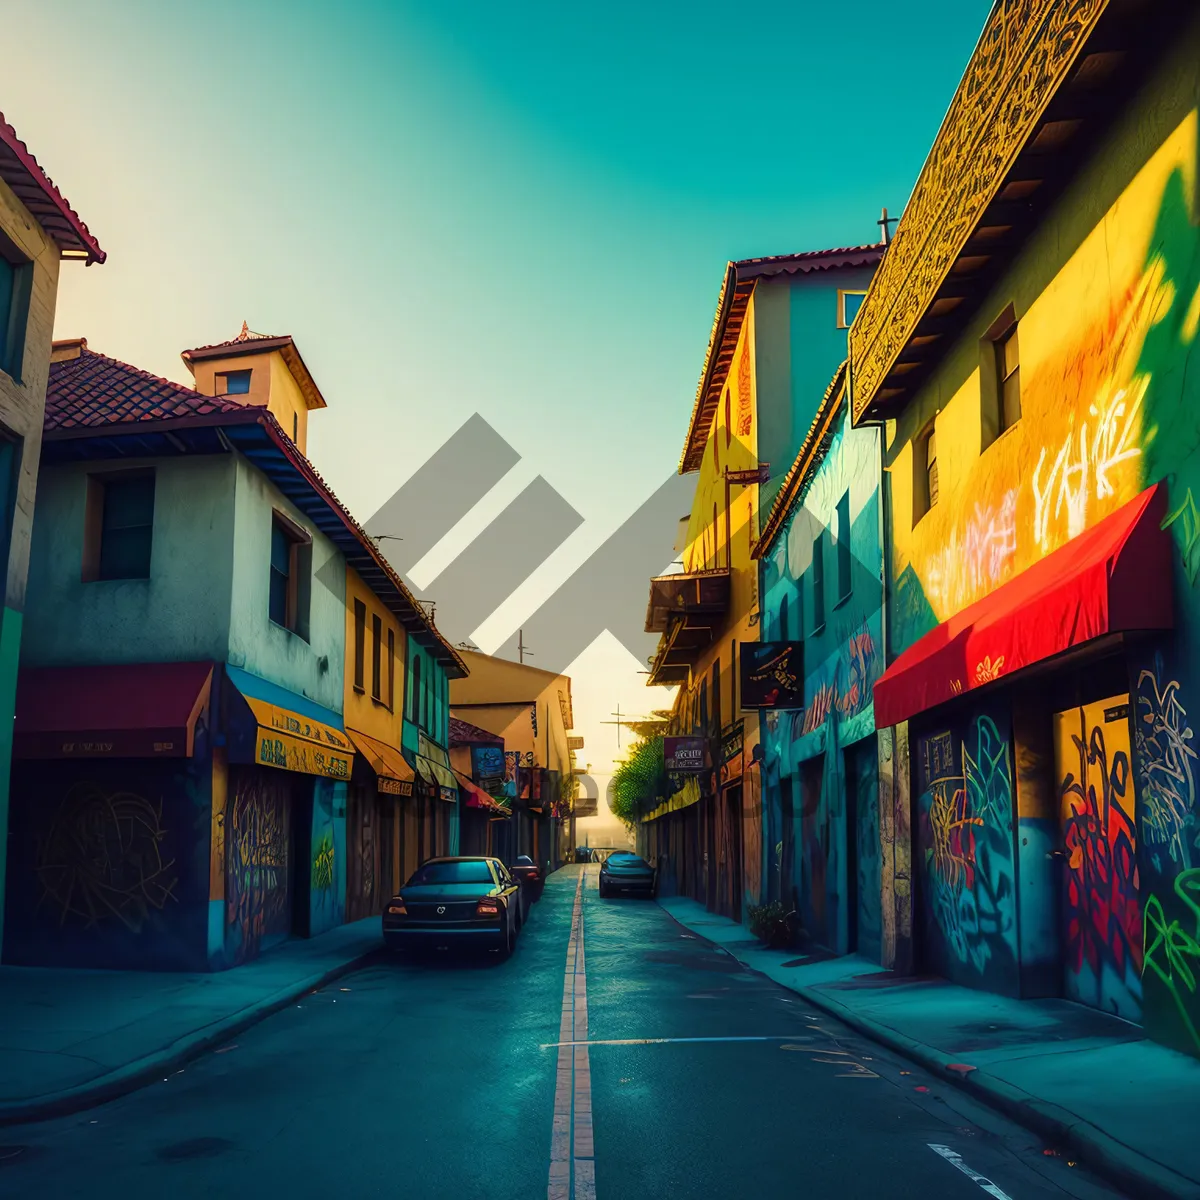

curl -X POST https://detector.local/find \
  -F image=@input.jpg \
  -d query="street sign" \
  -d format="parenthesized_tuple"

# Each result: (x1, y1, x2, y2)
(664, 736, 706, 773)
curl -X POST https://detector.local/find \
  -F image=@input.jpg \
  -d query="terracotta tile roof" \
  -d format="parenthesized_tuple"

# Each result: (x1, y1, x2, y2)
(679, 243, 884, 474)
(449, 716, 504, 747)
(0, 114, 104, 263)
(753, 360, 848, 559)
(45, 343, 246, 431)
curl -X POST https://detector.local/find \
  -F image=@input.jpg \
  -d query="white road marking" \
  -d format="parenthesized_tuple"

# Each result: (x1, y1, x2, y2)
(540, 1035, 815, 1049)
(548, 870, 594, 1200)
(928, 1145, 1015, 1199)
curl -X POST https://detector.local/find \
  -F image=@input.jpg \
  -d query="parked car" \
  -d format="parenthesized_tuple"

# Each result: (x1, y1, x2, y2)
(382, 856, 524, 958)
(576, 846, 591, 863)
(512, 855, 544, 900)
(598, 852, 656, 898)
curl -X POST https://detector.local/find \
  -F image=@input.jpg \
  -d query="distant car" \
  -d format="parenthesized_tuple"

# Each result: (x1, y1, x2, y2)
(575, 847, 591, 863)
(598, 852, 656, 898)
(511, 855, 544, 900)
(383, 856, 524, 958)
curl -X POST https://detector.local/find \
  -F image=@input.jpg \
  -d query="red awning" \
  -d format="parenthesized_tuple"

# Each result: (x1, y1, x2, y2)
(14, 661, 215, 759)
(874, 484, 1173, 728)
(453, 769, 510, 816)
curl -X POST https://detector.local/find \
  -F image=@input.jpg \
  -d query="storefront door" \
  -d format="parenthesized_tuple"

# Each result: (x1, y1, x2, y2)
(1053, 693, 1143, 1021)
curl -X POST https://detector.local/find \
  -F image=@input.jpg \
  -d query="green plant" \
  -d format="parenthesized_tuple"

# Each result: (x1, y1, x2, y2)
(747, 901, 795, 948)
(609, 735, 668, 830)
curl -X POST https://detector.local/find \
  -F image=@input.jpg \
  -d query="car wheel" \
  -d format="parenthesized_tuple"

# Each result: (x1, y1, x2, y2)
(496, 917, 514, 960)
(598, 881, 608, 898)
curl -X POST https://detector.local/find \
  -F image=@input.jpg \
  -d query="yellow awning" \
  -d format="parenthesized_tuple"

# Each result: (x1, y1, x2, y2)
(415, 756, 458, 802)
(242, 695, 353, 780)
(346, 728, 415, 797)
(643, 777, 702, 823)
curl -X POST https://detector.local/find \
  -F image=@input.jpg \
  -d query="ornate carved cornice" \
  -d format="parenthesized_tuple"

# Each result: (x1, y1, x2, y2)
(849, 0, 1110, 424)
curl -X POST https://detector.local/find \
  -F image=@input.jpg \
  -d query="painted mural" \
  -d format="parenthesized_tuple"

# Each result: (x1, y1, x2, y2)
(1054, 696, 1142, 1021)
(225, 768, 292, 966)
(309, 778, 347, 936)
(850, 739, 882, 963)
(915, 709, 1019, 993)
(5, 760, 209, 970)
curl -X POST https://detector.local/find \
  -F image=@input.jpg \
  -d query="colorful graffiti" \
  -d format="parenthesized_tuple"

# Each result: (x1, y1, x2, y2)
(225, 771, 290, 965)
(1136, 661, 1198, 873)
(1144, 868, 1200, 1051)
(850, 740, 882, 963)
(917, 713, 1018, 991)
(1057, 699, 1142, 1020)
(35, 781, 178, 932)
(925, 491, 1017, 613)
(798, 626, 878, 737)
(313, 832, 335, 890)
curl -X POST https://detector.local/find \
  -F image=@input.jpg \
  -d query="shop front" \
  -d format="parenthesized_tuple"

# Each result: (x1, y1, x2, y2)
(407, 733, 459, 862)
(7, 661, 217, 971)
(875, 485, 1173, 1018)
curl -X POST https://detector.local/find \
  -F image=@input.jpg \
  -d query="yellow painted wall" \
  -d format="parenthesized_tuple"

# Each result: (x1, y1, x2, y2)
(189, 349, 311, 454)
(675, 293, 761, 752)
(343, 566, 406, 746)
(888, 111, 1198, 647)
(450, 650, 574, 777)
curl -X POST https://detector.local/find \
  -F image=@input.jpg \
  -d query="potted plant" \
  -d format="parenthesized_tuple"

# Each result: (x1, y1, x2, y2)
(747, 901, 797, 950)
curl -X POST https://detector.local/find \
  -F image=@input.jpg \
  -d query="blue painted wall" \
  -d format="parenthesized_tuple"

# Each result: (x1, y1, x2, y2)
(759, 399, 885, 957)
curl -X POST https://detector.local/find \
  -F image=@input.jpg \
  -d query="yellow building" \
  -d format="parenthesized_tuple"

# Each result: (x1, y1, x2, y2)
(848, 0, 1200, 1055)
(450, 649, 574, 868)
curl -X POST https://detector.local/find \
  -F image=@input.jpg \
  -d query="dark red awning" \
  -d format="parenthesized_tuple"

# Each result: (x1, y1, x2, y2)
(15, 661, 215, 759)
(874, 484, 1173, 728)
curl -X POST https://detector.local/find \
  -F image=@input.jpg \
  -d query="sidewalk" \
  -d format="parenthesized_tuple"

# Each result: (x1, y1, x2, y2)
(660, 895, 1200, 1200)
(0, 916, 381, 1125)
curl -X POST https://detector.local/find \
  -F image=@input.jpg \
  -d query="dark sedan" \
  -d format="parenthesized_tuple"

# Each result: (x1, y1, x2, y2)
(511, 855, 544, 900)
(383, 856, 523, 958)
(598, 852, 657, 898)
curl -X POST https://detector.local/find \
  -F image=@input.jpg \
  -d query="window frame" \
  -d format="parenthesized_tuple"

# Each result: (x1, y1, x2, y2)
(836, 289, 869, 330)
(811, 531, 826, 634)
(0, 230, 33, 383)
(409, 653, 422, 724)
(353, 599, 367, 693)
(84, 469, 156, 583)
(371, 613, 383, 702)
(268, 509, 313, 636)
(912, 421, 938, 526)
(387, 629, 396, 711)
(221, 369, 252, 395)
(835, 491, 852, 606)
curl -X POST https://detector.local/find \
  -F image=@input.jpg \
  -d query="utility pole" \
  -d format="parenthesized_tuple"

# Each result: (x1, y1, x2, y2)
(517, 629, 533, 664)
(602, 702, 624, 748)
(878, 206, 899, 246)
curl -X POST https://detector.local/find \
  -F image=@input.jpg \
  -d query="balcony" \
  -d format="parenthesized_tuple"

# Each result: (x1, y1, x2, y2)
(645, 569, 730, 686)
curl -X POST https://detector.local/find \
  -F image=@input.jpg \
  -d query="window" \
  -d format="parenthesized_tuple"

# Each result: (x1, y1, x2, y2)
(997, 324, 1021, 431)
(812, 532, 826, 632)
(779, 593, 790, 642)
(711, 658, 722, 733)
(268, 511, 312, 636)
(292, 413, 299, 442)
(409, 654, 422, 724)
(371, 614, 383, 701)
(836, 290, 868, 330)
(913, 423, 938, 524)
(353, 599, 366, 692)
(0, 234, 32, 382)
(408, 860, 493, 885)
(87, 472, 155, 581)
(836, 491, 852, 603)
(387, 629, 396, 710)
(222, 370, 252, 395)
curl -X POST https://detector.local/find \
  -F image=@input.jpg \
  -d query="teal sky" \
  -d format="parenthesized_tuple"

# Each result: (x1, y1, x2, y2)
(13, 0, 988, 529)
(11, 0, 991, 790)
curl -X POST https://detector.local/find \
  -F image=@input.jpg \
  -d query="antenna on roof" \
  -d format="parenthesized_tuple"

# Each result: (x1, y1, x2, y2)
(878, 207, 899, 246)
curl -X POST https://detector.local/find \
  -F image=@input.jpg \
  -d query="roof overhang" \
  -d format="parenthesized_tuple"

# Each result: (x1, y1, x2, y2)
(849, 0, 1169, 424)
(645, 569, 731, 687)
(680, 245, 885, 474)
(0, 114, 104, 264)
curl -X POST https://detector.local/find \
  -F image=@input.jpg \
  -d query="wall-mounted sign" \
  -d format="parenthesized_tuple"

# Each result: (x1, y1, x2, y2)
(472, 744, 506, 782)
(664, 736, 707, 773)
(721, 721, 744, 765)
(567, 736, 585, 750)
(740, 642, 804, 709)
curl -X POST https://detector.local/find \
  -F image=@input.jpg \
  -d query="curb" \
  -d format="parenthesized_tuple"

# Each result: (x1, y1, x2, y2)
(662, 907, 1200, 1200)
(0, 948, 380, 1127)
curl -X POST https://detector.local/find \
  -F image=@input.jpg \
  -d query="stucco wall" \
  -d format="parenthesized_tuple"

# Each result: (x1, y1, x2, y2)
(227, 454, 345, 712)
(343, 565, 405, 744)
(22, 454, 236, 667)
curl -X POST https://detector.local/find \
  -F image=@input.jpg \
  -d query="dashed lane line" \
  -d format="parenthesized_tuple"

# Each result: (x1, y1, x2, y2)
(928, 1144, 1015, 1200)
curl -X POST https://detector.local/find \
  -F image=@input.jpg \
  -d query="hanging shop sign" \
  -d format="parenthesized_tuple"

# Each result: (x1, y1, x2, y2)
(663, 736, 707, 773)
(740, 642, 804, 709)
(719, 720, 745, 786)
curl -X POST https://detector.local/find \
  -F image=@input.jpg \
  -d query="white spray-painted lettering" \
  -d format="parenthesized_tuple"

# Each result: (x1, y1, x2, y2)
(925, 490, 1018, 612)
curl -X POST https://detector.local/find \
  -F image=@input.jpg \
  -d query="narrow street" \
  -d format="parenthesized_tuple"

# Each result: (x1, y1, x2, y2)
(2, 868, 1123, 1200)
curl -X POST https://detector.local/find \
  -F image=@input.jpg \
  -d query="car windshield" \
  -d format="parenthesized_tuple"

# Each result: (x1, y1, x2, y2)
(516, 856, 534, 866)
(610, 855, 650, 869)
(407, 861, 494, 885)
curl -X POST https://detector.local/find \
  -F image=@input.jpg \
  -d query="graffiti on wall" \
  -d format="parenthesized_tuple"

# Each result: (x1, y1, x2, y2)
(1057, 699, 1142, 1020)
(797, 625, 878, 738)
(851, 742, 882, 963)
(35, 781, 179, 931)
(225, 772, 290, 965)
(925, 490, 1017, 613)
(1136, 659, 1198, 873)
(917, 713, 1018, 990)
(313, 832, 336, 890)
(1144, 868, 1200, 1051)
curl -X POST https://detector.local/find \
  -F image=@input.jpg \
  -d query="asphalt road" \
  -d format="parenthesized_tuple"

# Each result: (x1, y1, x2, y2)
(0, 865, 1126, 1200)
